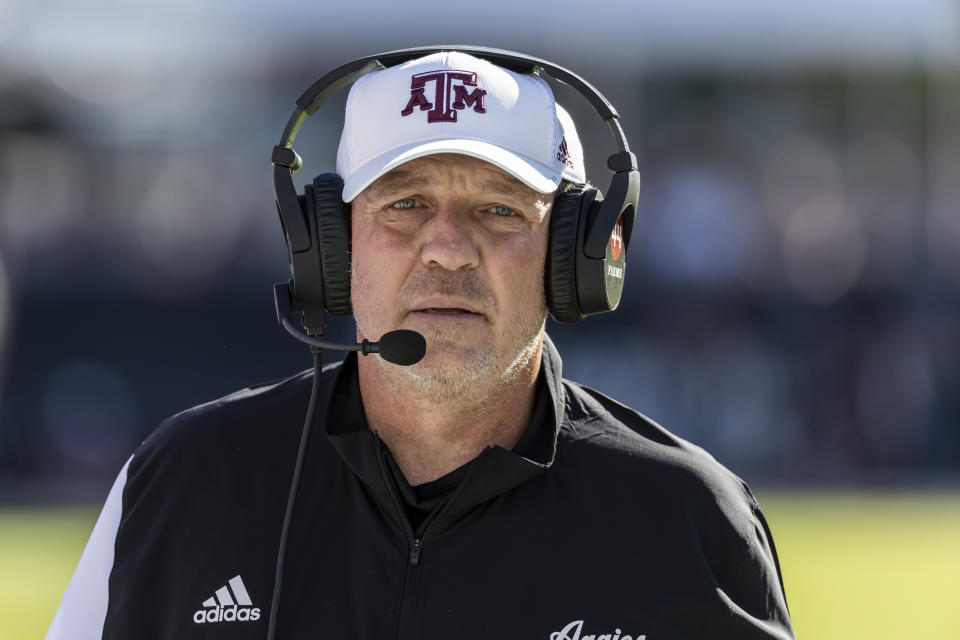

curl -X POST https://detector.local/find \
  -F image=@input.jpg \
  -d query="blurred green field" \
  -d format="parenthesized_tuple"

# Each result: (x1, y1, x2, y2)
(0, 507, 100, 640)
(2, 491, 959, 639)
(759, 491, 960, 639)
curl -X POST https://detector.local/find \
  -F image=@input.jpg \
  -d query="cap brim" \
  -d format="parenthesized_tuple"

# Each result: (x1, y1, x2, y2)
(341, 139, 563, 203)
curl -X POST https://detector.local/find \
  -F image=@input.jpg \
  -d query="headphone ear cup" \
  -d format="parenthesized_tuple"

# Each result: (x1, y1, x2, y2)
(546, 184, 591, 323)
(311, 173, 353, 315)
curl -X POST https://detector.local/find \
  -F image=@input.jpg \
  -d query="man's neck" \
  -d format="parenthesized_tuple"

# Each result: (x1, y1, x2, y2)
(357, 342, 543, 486)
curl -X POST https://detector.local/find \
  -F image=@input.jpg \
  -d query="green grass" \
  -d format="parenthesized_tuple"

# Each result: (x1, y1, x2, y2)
(758, 491, 960, 639)
(0, 507, 98, 640)
(3, 492, 960, 639)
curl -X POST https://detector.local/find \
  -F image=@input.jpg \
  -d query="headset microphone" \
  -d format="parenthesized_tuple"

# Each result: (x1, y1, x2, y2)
(274, 283, 426, 365)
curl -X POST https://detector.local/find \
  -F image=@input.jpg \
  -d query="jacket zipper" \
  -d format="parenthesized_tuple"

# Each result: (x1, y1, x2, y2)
(409, 537, 422, 566)
(374, 436, 490, 640)
(373, 435, 420, 640)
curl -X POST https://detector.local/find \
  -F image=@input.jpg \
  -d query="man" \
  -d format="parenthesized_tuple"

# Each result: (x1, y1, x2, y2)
(48, 50, 795, 639)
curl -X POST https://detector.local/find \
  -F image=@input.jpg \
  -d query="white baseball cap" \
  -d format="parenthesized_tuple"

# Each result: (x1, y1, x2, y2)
(336, 51, 586, 203)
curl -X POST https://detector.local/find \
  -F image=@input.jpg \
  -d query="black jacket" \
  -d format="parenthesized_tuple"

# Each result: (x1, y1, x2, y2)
(48, 337, 794, 639)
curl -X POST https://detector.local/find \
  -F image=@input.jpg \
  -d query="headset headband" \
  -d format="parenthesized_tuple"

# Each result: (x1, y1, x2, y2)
(275, 46, 631, 158)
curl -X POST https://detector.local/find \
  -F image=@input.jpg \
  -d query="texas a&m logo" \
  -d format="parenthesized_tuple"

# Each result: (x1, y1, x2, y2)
(401, 70, 487, 123)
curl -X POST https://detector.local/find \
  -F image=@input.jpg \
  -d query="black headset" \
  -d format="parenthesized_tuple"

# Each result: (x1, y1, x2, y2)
(270, 45, 640, 334)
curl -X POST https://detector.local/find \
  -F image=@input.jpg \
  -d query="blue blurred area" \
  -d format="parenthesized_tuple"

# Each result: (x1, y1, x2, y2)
(1, 1, 958, 500)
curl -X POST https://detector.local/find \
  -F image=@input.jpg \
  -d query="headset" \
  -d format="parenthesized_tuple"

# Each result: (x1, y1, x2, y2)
(270, 45, 640, 336)
(265, 46, 640, 640)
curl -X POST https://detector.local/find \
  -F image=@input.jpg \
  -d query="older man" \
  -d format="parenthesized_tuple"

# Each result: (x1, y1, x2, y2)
(49, 49, 795, 640)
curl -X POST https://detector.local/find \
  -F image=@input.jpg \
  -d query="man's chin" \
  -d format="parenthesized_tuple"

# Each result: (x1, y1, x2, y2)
(385, 343, 497, 398)
(414, 342, 493, 374)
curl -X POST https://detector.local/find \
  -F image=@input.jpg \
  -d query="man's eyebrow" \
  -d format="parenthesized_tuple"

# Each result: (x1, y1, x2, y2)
(364, 170, 430, 199)
(477, 176, 545, 202)
(364, 166, 547, 203)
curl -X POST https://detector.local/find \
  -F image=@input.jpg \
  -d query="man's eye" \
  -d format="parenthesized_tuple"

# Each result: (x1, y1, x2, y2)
(490, 205, 517, 217)
(391, 198, 418, 210)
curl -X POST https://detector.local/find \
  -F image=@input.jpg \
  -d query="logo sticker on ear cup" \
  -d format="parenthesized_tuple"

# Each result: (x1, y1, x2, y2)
(609, 216, 624, 262)
(603, 214, 627, 309)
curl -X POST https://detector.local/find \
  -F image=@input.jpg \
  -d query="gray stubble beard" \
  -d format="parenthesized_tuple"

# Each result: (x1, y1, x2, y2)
(360, 311, 546, 403)
(352, 264, 547, 402)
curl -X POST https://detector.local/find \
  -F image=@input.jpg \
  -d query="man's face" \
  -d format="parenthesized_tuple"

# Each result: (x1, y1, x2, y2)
(350, 154, 552, 397)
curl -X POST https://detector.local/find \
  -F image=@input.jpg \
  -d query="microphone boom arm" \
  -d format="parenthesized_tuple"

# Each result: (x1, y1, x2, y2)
(273, 282, 426, 365)
(279, 315, 381, 355)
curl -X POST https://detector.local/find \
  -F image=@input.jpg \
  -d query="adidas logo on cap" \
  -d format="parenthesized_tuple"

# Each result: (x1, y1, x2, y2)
(192, 575, 261, 624)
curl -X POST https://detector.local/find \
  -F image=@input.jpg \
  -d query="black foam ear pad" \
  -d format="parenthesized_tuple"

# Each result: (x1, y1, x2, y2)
(311, 173, 353, 315)
(546, 183, 592, 323)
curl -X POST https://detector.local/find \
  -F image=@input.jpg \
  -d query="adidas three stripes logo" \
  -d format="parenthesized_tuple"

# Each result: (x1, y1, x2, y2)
(193, 575, 261, 624)
(203, 575, 253, 607)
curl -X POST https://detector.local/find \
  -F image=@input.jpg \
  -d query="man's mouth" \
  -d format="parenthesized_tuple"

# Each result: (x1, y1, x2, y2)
(419, 307, 478, 315)
(409, 297, 487, 320)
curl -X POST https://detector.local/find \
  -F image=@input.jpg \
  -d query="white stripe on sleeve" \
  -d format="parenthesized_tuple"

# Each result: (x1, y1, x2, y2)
(45, 455, 133, 640)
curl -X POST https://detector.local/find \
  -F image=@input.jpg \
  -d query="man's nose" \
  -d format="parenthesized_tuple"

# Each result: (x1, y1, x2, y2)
(419, 207, 480, 271)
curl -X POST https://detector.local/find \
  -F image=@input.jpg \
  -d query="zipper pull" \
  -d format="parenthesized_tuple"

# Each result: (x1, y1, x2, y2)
(409, 538, 422, 566)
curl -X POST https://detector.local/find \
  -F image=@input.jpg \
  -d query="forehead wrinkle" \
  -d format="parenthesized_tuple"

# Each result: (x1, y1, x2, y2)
(361, 155, 551, 205)
(476, 175, 544, 203)
(363, 168, 431, 200)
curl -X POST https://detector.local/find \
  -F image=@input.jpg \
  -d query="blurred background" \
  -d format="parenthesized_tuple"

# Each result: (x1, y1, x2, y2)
(1, 0, 958, 638)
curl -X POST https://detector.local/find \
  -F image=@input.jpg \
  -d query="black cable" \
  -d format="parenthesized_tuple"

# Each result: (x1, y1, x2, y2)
(280, 316, 374, 353)
(266, 349, 323, 640)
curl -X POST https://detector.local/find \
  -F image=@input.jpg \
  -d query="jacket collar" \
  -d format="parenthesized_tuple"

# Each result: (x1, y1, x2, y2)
(323, 333, 566, 523)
